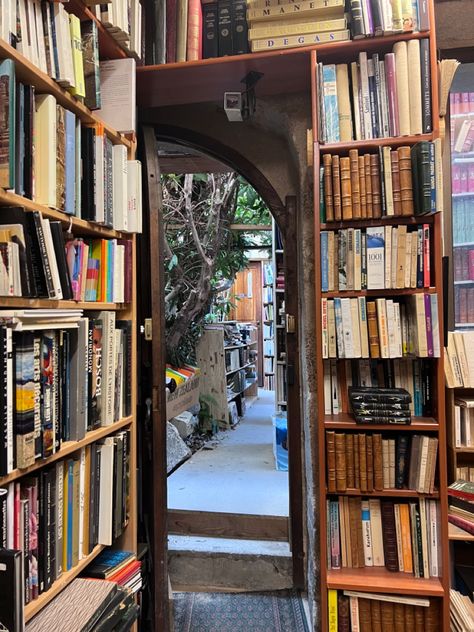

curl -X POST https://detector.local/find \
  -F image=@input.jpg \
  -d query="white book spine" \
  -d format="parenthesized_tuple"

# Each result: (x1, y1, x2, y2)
(369, 499, 385, 566)
(97, 440, 115, 546)
(379, 60, 391, 137)
(385, 225, 392, 288)
(404, 231, 412, 288)
(113, 145, 129, 231)
(361, 500, 373, 566)
(386, 299, 398, 358)
(419, 498, 430, 578)
(78, 447, 85, 560)
(330, 359, 339, 415)
(454, 405, 461, 447)
(350, 298, 362, 358)
(321, 298, 328, 359)
(354, 228, 362, 291)
(428, 500, 439, 577)
(359, 52, 372, 139)
(358, 297, 370, 359)
(351, 62, 362, 141)
(417, 436, 430, 492)
(323, 360, 332, 415)
(366, 227, 385, 289)
(341, 298, 355, 358)
(430, 295, 440, 358)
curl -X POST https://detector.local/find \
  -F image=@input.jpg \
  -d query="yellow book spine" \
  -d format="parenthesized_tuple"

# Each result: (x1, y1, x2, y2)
(247, 0, 345, 23)
(248, 16, 346, 40)
(69, 14, 86, 99)
(246, 0, 344, 11)
(328, 589, 338, 632)
(250, 29, 349, 52)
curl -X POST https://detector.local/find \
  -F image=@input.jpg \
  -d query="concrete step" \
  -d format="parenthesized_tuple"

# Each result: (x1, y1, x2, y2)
(168, 535, 293, 592)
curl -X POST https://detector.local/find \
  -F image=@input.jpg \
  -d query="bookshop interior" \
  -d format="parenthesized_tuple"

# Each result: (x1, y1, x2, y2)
(3, 0, 474, 631)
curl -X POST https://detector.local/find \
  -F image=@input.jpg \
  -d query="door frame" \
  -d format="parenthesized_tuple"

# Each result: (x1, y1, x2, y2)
(140, 125, 305, 631)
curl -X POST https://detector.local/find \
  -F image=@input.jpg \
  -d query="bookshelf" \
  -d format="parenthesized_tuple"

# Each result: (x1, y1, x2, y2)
(272, 221, 287, 411)
(312, 1, 450, 629)
(262, 259, 275, 391)
(0, 6, 138, 626)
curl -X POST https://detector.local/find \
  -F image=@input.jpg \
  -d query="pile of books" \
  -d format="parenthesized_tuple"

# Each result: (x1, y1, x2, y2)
(317, 40, 431, 143)
(89, 2, 142, 58)
(448, 479, 474, 536)
(329, 591, 440, 631)
(445, 330, 474, 388)
(320, 144, 442, 222)
(85, 549, 142, 595)
(321, 294, 440, 360)
(323, 358, 433, 417)
(327, 496, 441, 576)
(246, 0, 349, 53)
(451, 589, 474, 632)
(349, 386, 412, 424)
(326, 431, 438, 493)
(346, 0, 430, 38)
(320, 223, 432, 292)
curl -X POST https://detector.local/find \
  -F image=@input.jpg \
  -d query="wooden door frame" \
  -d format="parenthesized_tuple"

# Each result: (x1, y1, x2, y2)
(140, 124, 305, 631)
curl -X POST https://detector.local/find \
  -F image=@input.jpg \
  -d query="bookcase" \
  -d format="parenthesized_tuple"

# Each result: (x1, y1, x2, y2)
(312, 2, 450, 629)
(0, 1, 138, 625)
(273, 221, 287, 411)
(262, 258, 275, 391)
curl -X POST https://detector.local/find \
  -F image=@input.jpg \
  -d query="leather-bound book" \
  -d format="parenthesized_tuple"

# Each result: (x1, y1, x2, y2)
(358, 598, 372, 632)
(346, 433, 355, 488)
(394, 603, 405, 632)
(349, 497, 365, 567)
(364, 153, 373, 218)
(371, 598, 382, 632)
(380, 601, 395, 631)
(332, 155, 342, 221)
(381, 500, 399, 571)
(395, 435, 410, 489)
(390, 150, 402, 216)
(366, 300, 380, 358)
(335, 433, 347, 491)
(326, 431, 337, 493)
(398, 146, 414, 216)
(366, 434, 374, 491)
(353, 433, 360, 490)
(359, 155, 367, 218)
(404, 605, 415, 629)
(349, 149, 361, 218)
(424, 600, 440, 632)
(337, 594, 351, 632)
(373, 433, 384, 490)
(370, 154, 382, 218)
(414, 606, 425, 631)
(340, 156, 353, 220)
(323, 154, 334, 222)
(359, 433, 368, 493)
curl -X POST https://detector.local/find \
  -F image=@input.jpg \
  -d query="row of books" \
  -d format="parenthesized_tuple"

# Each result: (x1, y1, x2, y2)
(0, 208, 132, 301)
(450, 92, 474, 116)
(328, 591, 440, 632)
(448, 479, 474, 536)
(320, 144, 441, 223)
(321, 294, 440, 360)
(456, 467, 474, 482)
(323, 358, 433, 416)
(276, 363, 287, 402)
(264, 374, 274, 390)
(452, 115, 474, 154)
(263, 262, 274, 285)
(445, 331, 474, 388)
(452, 164, 474, 194)
(0, 313, 132, 475)
(450, 589, 474, 632)
(88, 1, 142, 58)
(453, 397, 474, 449)
(455, 286, 474, 325)
(264, 339, 275, 357)
(263, 322, 273, 339)
(263, 303, 274, 321)
(453, 246, 474, 282)
(317, 40, 431, 144)
(326, 431, 438, 494)
(0, 431, 130, 607)
(84, 548, 142, 595)
(327, 496, 441, 577)
(320, 224, 432, 292)
(0, 63, 141, 228)
(263, 285, 273, 303)
(264, 356, 274, 374)
(453, 199, 474, 245)
(346, 0, 430, 39)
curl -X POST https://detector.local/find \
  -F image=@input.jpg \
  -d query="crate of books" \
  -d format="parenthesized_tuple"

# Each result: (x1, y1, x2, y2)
(166, 366, 201, 421)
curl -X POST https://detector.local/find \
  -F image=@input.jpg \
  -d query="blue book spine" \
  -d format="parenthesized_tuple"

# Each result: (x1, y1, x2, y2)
(49, 3, 60, 80)
(67, 460, 74, 570)
(429, 141, 436, 213)
(329, 501, 341, 569)
(64, 111, 76, 215)
(413, 359, 422, 415)
(322, 64, 340, 143)
(321, 232, 329, 292)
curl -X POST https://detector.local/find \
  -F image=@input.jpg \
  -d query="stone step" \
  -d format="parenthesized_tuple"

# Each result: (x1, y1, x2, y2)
(168, 535, 293, 592)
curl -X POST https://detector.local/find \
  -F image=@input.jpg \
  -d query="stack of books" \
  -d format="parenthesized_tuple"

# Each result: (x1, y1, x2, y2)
(89, 2, 142, 58)
(85, 549, 142, 595)
(328, 591, 440, 631)
(320, 224, 432, 292)
(448, 480, 474, 536)
(327, 496, 441, 576)
(326, 431, 438, 493)
(346, 0, 430, 39)
(317, 40, 431, 142)
(349, 386, 412, 424)
(445, 330, 474, 388)
(246, 0, 349, 53)
(450, 589, 474, 632)
(320, 143, 442, 222)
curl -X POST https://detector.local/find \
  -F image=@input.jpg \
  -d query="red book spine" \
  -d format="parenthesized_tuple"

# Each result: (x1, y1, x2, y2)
(385, 54, 399, 137)
(423, 224, 430, 287)
(460, 165, 469, 192)
(469, 92, 474, 113)
(448, 513, 474, 535)
(468, 287, 474, 322)
(462, 247, 469, 280)
(469, 250, 474, 280)
(459, 287, 468, 323)
(452, 165, 461, 194)
(462, 92, 470, 113)
(462, 122, 474, 153)
(166, 0, 178, 63)
(187, 0, 203, 61)
(469, 164, 474, 192)
(453, 92, 461, 115)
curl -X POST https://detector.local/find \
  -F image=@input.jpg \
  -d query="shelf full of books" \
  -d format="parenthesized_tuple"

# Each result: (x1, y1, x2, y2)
(312, 2, 450, 628)
(272, 220, 286, 410)
(0, 11, 138, 628)
(262, 261, 275, 390)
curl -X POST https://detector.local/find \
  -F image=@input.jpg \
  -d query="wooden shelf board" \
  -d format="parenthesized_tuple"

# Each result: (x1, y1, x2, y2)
(226, 361, 256, 376)
(448, 523, 474, 541)
(453, 446, 474, 453)
(0, 297, 129, 310)
(244, 379, 258, 390)
(322, 287, 437, 298)
(320, 216, 435, 230)
(0, 40, 132, 148)
(25, 544, 106, 622)
(137, 32, 428, 108)
(326, 568, 444, 596)
(0, 416, 133, 486)
(327, 488, 440, 498)
(320, 133, 434, 153)
(0, 188, 126, 239)
(324, 413, 439, 431)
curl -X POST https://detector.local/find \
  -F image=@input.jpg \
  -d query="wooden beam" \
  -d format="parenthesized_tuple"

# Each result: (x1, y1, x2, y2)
(230, 224, 272, 231)
(168, 509, 289, 541)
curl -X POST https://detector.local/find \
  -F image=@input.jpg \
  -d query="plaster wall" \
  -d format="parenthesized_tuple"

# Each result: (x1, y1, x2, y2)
(140, 93, 320, 629)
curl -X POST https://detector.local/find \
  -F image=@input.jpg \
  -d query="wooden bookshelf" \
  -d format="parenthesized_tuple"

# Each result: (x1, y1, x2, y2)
(0, 11, 138, 627)
(313, 2, 450, 629)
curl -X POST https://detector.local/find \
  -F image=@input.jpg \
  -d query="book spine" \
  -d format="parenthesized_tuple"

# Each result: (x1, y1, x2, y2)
(419, 38, 431, 133)
(202, 3, 218, 59)
(187, 0, 202, 60)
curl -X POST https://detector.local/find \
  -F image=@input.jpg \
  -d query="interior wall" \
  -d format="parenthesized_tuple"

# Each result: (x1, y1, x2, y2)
(139, 92, 320, 629)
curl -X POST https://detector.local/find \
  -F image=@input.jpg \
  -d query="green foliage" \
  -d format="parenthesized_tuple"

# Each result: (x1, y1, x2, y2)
(234, 178, 271, 225)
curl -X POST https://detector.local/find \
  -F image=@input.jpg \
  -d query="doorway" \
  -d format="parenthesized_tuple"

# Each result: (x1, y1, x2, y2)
(137, 126, 304, 630)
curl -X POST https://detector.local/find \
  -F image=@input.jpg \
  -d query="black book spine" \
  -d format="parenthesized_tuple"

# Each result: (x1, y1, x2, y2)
(421, 359, 432, 416)
(80, 128, 96, 221)
(61, 330, 71, 442)
(0, 488, 7, 547)
(38, 471, 46, 593)
(49, 222, 73, 300)
(22, 498, 30, 604)
(122, 430, 128, 530)
(349, 0, 365, 38)
(395, 435, 410, 489)
(24, 85, 35, 199)
(202, 3, 218, 59)
(217, 0, 233, 57)
(49, 468, 57, 583)
(0, 550, 23, 632)
(32, 211, 55, 299)
(22, 211, 47, 297)
(420, 38, 431, 134)
(369, 0, 383, 35)
(15, 82, 25, 197)
(44, 469, 53, 590)
(0, 329, 7, 476)
(381, 500, 399, 571)
(232, 0, 248, 55)
(116, 321, 132, 417)
(53, 332, 61, 455)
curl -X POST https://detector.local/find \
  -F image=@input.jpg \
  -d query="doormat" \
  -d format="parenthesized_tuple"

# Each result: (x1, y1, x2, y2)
(173, 590, 309, 632)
